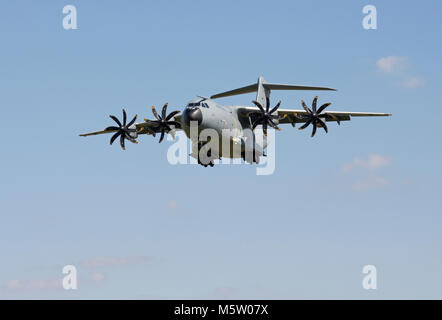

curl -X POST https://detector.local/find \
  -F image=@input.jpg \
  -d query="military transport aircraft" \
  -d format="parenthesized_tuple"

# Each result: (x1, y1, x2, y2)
(80, 77, 391, 167)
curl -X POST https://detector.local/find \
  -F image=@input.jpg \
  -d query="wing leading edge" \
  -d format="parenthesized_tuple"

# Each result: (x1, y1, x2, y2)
(79, 115, 182, 137)
(238, 106, 391, 125)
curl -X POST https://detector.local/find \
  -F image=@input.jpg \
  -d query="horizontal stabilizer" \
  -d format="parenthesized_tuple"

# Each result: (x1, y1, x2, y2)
(210, 80, 336, 99)
(264, 83, 336, 92)
(210, 84, 258, 99)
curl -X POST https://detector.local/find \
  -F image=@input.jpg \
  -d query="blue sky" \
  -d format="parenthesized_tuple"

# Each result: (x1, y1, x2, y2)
(0, 0, 441, 299)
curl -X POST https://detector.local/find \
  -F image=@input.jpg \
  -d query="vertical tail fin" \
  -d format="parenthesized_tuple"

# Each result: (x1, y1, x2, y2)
(255, 76, 270, 107)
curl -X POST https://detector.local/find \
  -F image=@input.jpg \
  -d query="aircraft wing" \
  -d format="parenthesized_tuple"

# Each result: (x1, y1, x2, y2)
(238, 106, 391, 124)
(135, 115, 182, 135)
(79, 115, 182, 137)
(278, 108, 391, 124)
(79, 129, 116, 137)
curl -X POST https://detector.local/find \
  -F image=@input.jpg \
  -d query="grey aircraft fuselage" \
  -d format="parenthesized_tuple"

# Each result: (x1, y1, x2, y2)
(180, 98, 266, 159)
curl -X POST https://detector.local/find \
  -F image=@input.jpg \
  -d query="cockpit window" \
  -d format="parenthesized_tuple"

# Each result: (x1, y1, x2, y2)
(187, 102, 201, 107)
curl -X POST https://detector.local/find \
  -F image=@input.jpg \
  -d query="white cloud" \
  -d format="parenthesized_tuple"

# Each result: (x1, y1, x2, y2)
(342, 154, 392, 172)
(4, 278, 63, 291)
(3, 272, 108, 291)
(376, 56, 425, 89)
(399, 76, 425, 88)
(213, 286, 237, 299)
(351, 175, 389, 191)
(376, 56, 408, 73)
(90, 272, 105, 283)
(166, 200, 180, 210)
(81, 256, 150, 268)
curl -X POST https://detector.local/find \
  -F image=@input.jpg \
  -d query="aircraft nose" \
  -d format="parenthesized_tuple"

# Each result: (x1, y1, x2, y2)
(182, 107, 203, 126)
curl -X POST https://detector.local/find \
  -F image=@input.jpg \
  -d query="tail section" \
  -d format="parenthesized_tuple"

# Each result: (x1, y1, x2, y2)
(210, 76, 336, 103)
(255, 76, 269, 109)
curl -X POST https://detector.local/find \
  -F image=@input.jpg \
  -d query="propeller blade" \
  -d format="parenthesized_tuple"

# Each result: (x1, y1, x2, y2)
(109, 115, 122, 127)
(159, 129, 165, 143)
(123, 130, 133, 139)
(126, 134, 138, 144)
(312, 96, 318, 113)
(252, 100, 265, 114)
(317, 102, 332, 114)
(165, 121, 181, 128)
(301, 100, 312, 114)
(269, 100, 281, 114)
(122, 109, 127, 126)
(127, 114, 138, 127)
(265, 97, 270, 112)
(269, 123, 281, 131)
(298, 119, 312, 130)
(110, 131, 120, 145)
(251, 117, 262, 130)
(152, 106, 161, 120)
(268, 118, 281, 131)
(311, 123, 317, 137)
(165, 110, 180, 121)
(317, 118, 329, 133)
(120, 134, 126, 150)
(161, 103, 168, 119)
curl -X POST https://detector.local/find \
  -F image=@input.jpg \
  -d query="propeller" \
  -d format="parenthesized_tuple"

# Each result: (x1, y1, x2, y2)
(251, 97, 283, 136)
(145, 103, 181, 143)
(105, 109, 138, 150)
(298, 96, 332, 137)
